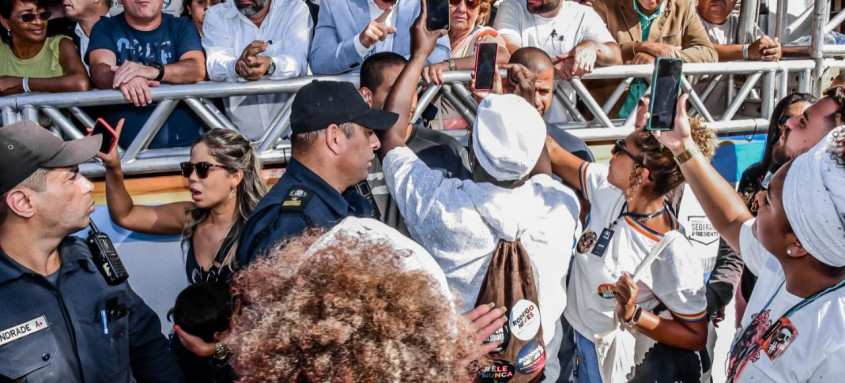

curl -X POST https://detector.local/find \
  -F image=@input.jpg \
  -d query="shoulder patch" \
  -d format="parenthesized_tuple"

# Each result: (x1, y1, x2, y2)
(280, 186, 314, 212)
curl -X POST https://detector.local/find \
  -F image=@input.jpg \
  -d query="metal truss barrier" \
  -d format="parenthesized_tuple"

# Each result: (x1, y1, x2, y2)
(1, 59, 843, 177)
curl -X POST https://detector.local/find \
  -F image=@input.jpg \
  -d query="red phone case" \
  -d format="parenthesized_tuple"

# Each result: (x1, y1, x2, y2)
(474, 42, 498, 91)
(89, 118, 117, 154)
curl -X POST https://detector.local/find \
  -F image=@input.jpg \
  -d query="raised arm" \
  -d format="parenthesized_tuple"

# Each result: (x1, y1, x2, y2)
(653, 94, 753, 251)
(545, 135, 586, 192)
(378, 0, 446, 159)
(96, 120, 192, 235)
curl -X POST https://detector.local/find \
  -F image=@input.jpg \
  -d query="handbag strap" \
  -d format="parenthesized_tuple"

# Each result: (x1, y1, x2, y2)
(632, 230, 683, 280)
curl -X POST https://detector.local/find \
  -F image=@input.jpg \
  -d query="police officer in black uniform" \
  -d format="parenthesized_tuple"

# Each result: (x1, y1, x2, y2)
(236, 80, 399, 265)
(0, 121, 183, 382)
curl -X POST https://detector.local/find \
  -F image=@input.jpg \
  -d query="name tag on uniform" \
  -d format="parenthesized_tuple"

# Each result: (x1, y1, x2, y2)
(0, 316, 49, 347)
(591, 228, 614, 257)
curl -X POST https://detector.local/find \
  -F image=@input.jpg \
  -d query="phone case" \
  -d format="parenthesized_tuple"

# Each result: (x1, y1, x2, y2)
(647, 57, 684, 131)
(474, 42, 498, 91)
(90, 118, 118, 154)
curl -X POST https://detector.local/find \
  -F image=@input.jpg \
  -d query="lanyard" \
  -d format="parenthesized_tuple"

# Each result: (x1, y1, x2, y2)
(609, 201, 669, 230)
(729, 278, 845, 374)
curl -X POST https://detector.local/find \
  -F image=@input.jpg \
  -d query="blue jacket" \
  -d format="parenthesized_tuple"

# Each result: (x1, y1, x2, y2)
(309, 0, 451, 74)
(0, 237, 184, 383)
(236, 158, 373, 265)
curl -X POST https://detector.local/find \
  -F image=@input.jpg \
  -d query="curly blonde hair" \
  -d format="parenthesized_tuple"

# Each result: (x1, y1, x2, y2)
(224, 230, 477, 383)
(632, 117, 717, 197)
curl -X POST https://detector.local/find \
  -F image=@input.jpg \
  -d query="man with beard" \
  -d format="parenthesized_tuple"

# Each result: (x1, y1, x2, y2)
(203, 0, 312, 141)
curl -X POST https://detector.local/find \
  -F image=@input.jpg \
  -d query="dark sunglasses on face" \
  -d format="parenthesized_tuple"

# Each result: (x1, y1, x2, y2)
(180, 161, 231, 179)
(778, 114, 791, 126)
(16, 10, 51, 23)
(449, 0, 480, 9)
(612, 139, 645, 167)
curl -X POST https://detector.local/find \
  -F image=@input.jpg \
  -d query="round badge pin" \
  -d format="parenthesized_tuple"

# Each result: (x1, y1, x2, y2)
(509, 299, 541, 341)
(576, 230, 598, 254)
(484, 321, 511, 354)
(514, 339, 546, 375)
(480, 359, 516, 383)
(596, 283, 617, 299)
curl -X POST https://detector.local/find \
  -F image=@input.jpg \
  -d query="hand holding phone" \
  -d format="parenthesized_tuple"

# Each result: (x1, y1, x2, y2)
(474, 42, 498, 91)
(647, 57, 683, 131)
(426, 0, 450, 31)
(90, 118, 118, 154)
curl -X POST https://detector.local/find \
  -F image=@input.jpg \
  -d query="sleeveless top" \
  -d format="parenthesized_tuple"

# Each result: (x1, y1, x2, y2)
(0, 35, 68, 78)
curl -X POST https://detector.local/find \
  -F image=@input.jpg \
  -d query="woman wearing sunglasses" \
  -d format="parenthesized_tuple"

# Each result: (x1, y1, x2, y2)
(546, 110, 717, 381)
(421, 0, 510, 128)
(0, 0, 89, 95)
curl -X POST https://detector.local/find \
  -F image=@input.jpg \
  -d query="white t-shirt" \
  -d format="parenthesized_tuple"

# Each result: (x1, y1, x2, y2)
(701, 14, 764, 45)
(565, 163, 707, 340)
(727, 219, 845, 382)
(493, 0, 614, 124)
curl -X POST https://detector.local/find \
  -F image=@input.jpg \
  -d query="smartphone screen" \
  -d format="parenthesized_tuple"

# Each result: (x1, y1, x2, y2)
(91, 118, 117, 154)
(647, 58, 683, 131)
(474, 42, 498, 91)
(426, 0, 449, 31)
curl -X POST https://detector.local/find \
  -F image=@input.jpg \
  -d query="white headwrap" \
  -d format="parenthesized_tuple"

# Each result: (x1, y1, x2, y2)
(782, 126, 845, 267)
(472, 94, 546, 181)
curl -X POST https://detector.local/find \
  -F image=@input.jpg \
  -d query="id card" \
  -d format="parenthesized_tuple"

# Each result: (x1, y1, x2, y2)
(591, 228, 614, 257)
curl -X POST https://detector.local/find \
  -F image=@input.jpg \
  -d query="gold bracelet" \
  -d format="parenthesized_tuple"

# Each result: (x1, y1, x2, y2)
(447, 59, 457, 71)
(673, 145, 702, 165)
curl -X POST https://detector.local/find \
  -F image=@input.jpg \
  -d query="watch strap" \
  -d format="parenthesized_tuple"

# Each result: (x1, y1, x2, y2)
(673, 144, 702, 166)
(153, 64, 165, 82)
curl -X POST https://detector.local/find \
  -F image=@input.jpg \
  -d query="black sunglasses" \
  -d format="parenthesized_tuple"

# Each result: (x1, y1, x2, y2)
(612, 139, 645, 167)
(180, 161, 231, 179)
(16, 10, 51, 23)
(778, 114, 791, 126)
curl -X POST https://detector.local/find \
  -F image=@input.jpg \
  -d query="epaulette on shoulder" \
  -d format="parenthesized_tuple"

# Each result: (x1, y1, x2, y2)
(280, 186, 314, 212)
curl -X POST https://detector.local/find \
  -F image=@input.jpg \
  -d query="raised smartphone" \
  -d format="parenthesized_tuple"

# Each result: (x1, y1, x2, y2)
(474, 42, 498, 91)
(647, 57, 684, 131)
(91, 118, 118, 154)
(426, 0, 450, 31)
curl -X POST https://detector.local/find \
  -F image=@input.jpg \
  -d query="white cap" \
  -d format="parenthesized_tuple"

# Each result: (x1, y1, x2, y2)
(472, 94, 546, 181)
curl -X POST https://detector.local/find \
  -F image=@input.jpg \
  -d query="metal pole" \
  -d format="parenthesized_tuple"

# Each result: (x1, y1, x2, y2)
(811, 0, 827, 95)
(450, 82, 479, 111)
(774, 0, 789, 41)
(122, 99, 178, 162)
(21, 105, 38, 122)
(761, 70, 776, 119)
(824, 5, 845, 35)
(736, 0, 759, 45)
(183, 97, 227, 130)
(40, 107, 84, 139)
(441, 85, 476, 124)
(411, 85, 441, 123)
(681, 78, 715, 122)
(698, 74, 724, 104)
(1, 107, 18, 126)
(622, 85, 650, 128)
(602, 77, 634, 113)
(569, 79, 615, 128)
(722, 72, 763, 121)
(785, 5, 815, 38)
(200, 98, 239, 131)
(800, 68, 812, 93)
(258, 95, 296, 153)
(68, 107, 95, 129)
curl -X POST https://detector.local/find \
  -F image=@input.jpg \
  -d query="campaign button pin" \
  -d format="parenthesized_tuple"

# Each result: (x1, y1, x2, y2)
(515, 339, 546, 375)
(596, 283, 616, 299)
(576, 230, 598, 254)
(480, 359, 515, 383)
(484, 320, 511, 354)
(509, 299, 540, 341)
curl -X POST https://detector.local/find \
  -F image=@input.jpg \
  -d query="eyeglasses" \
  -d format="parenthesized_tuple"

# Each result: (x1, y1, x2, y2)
(449, 0, 480, 9)
(15, 10, 51, 23)
(778, 114, 791, 126)
(611, 139, 645, 167)
(180, 161, 231, 179)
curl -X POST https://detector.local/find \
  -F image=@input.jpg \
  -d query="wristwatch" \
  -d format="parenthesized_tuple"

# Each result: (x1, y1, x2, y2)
(213, 341, 229, 361)
(673, 144, 702, 166)
(446, 58, 457, 71)
(151, 63, 165, 82)
(625, 305, 643, 328)
(265, 59, 276, 77)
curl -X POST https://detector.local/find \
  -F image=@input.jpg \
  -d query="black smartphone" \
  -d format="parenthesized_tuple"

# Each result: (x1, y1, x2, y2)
(426, 0, 450, 31)
(91, 118, 118, 154)
(647, 57, 684, 131)
(474, 42, 498, 91)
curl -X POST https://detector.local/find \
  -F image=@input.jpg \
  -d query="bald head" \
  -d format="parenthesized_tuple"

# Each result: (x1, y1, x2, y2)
(509, 47, 554, 75)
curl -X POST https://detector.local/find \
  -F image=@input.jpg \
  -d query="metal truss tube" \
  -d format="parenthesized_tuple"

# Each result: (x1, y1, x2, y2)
(183, 97, 226, 130)
(441, 85, 476, 124)
(761, 70, 776, 119)
(200, 98, 239, 131)
(68, 107, 95, 129)
(451, 82, 479, 111)
(412, 85, 441, 123)
(122, 99, 178, 162)
(258, 96, 296, 153)
(602, 77, 634, 113)
(722, 72, 763, 121)
(569, 79, 615, 128)
(40, 107, 84, 139)
(681, 78, 714, 122)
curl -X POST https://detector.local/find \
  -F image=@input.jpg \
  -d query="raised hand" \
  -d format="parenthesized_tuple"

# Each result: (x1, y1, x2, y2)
(359, 7, 397, 49)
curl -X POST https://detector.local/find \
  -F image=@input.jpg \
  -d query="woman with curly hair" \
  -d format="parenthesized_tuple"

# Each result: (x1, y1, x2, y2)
(546, 98, 717, 382)
(225, 226, 484, 383)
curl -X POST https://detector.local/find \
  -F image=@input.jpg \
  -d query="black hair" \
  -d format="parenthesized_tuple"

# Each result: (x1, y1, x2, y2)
(760, 93, 817, 172)
(168, 281, 233, 343)
(508, 47, 553, 74)
(1, 0, 49, 45)
(360, 52, 408, 90)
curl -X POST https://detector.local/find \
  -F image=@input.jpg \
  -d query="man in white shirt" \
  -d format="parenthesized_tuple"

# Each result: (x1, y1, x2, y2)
(697, 0, 780, 62)
(493, 0, 620, 124)
(377, 15, 581, 382)
(61, 0, 111, 73)
(203, 0, 312, 140)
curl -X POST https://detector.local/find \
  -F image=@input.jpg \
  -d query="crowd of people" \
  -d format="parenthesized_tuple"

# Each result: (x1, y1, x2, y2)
(2, 0, 845, 382)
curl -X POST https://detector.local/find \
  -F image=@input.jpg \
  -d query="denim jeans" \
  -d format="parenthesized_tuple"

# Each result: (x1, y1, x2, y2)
(574, 330, 602, 383)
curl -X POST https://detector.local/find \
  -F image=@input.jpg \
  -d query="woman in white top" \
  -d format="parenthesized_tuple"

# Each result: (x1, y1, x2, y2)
(654, 93, 845, 382)
(547, 98, 717, 382)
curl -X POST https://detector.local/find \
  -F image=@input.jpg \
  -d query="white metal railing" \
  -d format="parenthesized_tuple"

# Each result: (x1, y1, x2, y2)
(2, 59, 844, 177)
